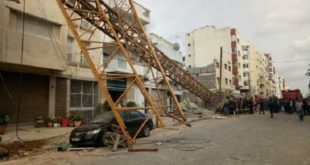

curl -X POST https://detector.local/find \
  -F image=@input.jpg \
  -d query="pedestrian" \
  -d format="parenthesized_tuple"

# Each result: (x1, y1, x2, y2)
(296, 99, 304, 121)
(248, 97, 254, 114)
(228, 99, 237, 115)
(223, 100, 229, 116)
(302, 99, 307, 116)
(268, 98, 275, 118)
(259, 97, 265, 115)
(289, 100, 294, 114)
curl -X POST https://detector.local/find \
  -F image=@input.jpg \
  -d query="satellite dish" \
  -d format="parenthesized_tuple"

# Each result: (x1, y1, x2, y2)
(173, 42, 180, 51)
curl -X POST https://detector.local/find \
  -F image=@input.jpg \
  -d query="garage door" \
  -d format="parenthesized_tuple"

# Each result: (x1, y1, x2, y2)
(0, 71, 49, 124)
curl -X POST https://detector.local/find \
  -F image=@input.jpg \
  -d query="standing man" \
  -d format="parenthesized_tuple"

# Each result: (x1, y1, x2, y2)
(259, 97, 265, 115)
(249, 97, 254, 114)
(268, 98, 275, 118)
(296, 99, 304, 121)
(223, 100, 229, 116)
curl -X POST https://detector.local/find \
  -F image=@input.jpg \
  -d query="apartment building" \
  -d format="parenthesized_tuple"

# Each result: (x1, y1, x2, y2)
(185, 26, 285, 98)
(186, 26, 240, 94)
(239, 43, 270, 97)
(0, 0, 150, 124)
(148, 33, 184, 112)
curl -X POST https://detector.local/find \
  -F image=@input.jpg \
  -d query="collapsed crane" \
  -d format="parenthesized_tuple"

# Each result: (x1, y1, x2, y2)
(55, 0, 213, 148)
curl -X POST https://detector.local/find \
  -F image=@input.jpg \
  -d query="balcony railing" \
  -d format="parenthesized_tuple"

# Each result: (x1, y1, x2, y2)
(232, 53, 237, 61)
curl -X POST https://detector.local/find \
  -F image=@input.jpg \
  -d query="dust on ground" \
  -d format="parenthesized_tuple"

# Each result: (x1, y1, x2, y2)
(0, 133, 69, 161)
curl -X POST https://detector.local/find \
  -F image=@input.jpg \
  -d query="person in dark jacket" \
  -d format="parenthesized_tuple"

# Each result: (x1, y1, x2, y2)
(302, 99, 307, 116)
(259, 97, 265, 114)
(223, 100, 229, 116)
(268, 98, 275, 118)
(248, 97, 254, 114)
(228, 99, 237, 115)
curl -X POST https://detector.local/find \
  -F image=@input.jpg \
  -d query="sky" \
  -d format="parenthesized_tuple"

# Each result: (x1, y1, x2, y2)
(136, 0, 310, 96)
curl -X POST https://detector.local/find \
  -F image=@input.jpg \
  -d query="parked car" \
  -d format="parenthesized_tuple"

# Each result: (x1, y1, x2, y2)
(69, 111, 153, 147)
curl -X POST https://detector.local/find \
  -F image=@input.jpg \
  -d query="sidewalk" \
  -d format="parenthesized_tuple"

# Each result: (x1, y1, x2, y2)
(0, 112, 215, 143)
(1, 126, 74, 143)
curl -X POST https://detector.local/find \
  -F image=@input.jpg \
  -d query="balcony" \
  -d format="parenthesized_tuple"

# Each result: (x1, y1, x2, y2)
(232, 66, 238, 75)
(232, 53, 237, 61)
(233, 78, 239, 86)
(134, 2, 150, 25)
(230, 28, 236, 35)
(231, 41, 237, 48)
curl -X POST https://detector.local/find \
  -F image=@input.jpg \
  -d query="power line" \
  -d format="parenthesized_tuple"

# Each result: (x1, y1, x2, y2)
(15, 0, 26, 142)
(273, 58, 310, 63)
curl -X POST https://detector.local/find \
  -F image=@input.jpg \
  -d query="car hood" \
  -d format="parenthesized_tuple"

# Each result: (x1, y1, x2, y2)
(72, 123, 105, 132)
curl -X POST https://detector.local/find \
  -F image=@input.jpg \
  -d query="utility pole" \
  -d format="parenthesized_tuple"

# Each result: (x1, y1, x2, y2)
(219, 47, 223, 92)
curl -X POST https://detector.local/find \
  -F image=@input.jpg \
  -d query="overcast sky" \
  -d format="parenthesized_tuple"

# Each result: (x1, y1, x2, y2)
(136, 0, 310, 95)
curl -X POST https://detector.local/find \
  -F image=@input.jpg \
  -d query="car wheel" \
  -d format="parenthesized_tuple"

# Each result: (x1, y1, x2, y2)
(142, 125, 151, 137)
(101, 131, 108, 146)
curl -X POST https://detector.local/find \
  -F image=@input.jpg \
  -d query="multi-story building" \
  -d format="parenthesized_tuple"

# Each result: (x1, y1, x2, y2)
(148, 33, 184, 112)
(275, 73, 285, 98)
(185, 26, 285, 98)
(0, 0, 150, 124)
(265, 54, 276, 97)
(185, 26, 240, 94)
(239, 43, 269, 97)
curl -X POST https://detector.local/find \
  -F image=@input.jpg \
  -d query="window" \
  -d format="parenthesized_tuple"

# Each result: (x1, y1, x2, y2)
(118, 58, 127, 69)
(232, 48, 237, 54)
(80, 42, 91, 67)
(189, 65, 191, 68)
(182, 56, 186, 62)
(244, 81, 248, 86)
(80, 20, 91, 30)
(70, 80, 98, 121)
(224, 64, 227, 69)
(216, 62, 220, 68)
(242, 46, 248, 51)
(231, 35, 236, 41)
(102, 52, 109, 59)
(225, 78, 228, 85)
(229, 79, 232, 84)
(243, 64, 249, 68)
(188, 43, 191, 47)
(243, 55, 248, 60)
(67, 36, 75, 62)
(15, 10, 59, 40)
(228, 66, 231, 71)
(243, 72, 248, 77)
(188, 54, 191, 57)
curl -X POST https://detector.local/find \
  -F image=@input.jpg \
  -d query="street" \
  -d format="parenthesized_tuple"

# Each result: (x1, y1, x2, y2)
(3, 112, 310, 165)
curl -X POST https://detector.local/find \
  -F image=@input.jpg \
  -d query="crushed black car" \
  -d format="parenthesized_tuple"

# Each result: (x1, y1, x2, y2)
(69, 111, 153, 147)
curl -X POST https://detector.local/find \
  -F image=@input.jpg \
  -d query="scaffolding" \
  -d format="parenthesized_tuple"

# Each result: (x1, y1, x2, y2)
(55, 0, 213, 148)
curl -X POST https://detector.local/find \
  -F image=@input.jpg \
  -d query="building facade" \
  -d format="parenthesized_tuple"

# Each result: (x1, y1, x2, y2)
(185, 26, 239, 94)
(185, 26, 285, 98)
(0, 0, 150, 124)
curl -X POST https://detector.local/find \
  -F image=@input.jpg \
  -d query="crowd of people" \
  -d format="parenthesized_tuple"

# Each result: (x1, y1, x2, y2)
(219, 96, 310, 121)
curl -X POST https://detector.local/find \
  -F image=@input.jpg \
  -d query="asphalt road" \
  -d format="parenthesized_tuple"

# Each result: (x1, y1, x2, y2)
(3, 112, 310, 165)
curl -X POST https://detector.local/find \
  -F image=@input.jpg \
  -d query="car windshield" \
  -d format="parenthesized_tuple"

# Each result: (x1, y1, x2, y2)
(89, 111, 114, 123)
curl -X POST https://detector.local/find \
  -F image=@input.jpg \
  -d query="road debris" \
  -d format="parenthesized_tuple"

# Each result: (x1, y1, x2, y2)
(128, 148, 158, 152)
(68, 147, 95, 152)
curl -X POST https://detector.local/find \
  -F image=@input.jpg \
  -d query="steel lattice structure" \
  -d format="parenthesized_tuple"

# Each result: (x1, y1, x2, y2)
(56, 0, 213, 147)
